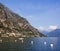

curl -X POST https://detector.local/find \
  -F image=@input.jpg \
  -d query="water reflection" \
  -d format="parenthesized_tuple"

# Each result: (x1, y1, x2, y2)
(21, 40, 24, 43)
(0, 37, 60, 51)
(0, 39, 2, 43)
(15, 40, 17, 42)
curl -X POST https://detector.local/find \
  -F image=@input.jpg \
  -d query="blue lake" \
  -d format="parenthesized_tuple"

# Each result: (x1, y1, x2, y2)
(0, 37, 60, 51)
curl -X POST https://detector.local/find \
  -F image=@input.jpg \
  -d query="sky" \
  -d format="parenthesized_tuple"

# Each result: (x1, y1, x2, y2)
(0, 0, 60, 31)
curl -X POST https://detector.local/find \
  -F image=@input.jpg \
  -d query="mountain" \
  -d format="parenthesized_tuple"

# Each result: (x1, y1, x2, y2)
(40, 31, 48, 35)
(47, 29, 60, 37)
(39, 31, 48, 37)
(0, 3, 45, 37)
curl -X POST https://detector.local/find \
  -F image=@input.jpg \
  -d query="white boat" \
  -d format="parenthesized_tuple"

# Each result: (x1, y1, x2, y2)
(44, 41, 46, 45)
(31, 41, 34, 44)
(50, 44, 54, 47)
(50, 43, 54, 48)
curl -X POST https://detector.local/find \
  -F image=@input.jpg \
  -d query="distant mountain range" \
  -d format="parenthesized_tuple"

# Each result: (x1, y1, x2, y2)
(0, 3, 45, 37)
(40, 29, 60, 37)
(40, 31, 48, 35)
(47, 29, 60, 37)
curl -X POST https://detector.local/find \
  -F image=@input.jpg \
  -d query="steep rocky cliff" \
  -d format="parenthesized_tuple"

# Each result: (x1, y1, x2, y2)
(0, 3, 45, 37)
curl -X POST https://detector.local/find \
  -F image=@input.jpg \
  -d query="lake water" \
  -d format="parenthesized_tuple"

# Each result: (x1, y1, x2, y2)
(0, 37, 60, 51)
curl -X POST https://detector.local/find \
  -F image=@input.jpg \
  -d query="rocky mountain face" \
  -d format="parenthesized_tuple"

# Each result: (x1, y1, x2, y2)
(0, 3, 45, 37)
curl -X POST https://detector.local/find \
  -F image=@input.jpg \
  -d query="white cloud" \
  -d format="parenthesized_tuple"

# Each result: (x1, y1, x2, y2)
(48, 25, 58, 30)
(38, 26, 45, 31)
(38, 25, 58, 31)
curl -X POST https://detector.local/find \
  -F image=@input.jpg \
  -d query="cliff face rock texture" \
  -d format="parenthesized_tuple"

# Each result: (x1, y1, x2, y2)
(0, 3, 45, 37)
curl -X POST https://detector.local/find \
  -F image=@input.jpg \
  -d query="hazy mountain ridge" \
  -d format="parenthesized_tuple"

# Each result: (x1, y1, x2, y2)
(47, 29, 60, 37)
(0, 3, 45, 37)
